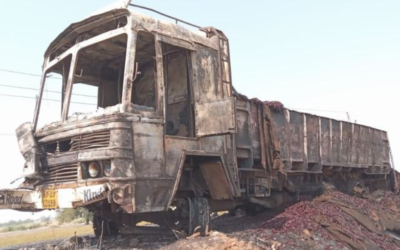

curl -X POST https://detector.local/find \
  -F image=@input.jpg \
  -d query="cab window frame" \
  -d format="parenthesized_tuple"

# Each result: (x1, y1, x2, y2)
(131, 30, 158, 112)
(159, 37, 196, 138)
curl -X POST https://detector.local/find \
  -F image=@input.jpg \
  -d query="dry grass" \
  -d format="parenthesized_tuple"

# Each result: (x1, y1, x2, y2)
(0, 224, 93, 248)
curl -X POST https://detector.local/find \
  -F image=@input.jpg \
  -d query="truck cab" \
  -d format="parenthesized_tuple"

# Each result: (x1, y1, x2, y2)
(1, 1, 241, 235)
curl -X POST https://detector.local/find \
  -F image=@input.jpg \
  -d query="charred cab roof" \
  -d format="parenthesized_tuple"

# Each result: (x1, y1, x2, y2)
(44, 3, 221, 60)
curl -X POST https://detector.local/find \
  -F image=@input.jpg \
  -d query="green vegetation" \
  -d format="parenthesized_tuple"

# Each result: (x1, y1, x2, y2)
(0, 216, 49, 227)
(0, 208, 92, 233)
(2, 223, 42, 232)
(57, 208, 92, 224)
(0, 216, 51, 233)
(0, 209, 94, 248)
(0, 225, 93, 248)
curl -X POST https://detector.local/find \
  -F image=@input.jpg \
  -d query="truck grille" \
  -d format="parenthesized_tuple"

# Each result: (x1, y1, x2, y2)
(42, 163, 78, 184)
(70, 131, 110, 151)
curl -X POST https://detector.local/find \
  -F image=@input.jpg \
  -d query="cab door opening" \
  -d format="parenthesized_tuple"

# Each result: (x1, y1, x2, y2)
(163, 43, 195, 137)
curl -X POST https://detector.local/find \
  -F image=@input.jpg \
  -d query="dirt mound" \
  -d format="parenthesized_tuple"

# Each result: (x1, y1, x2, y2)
(234, 190, 400, 250)
(164, 190, 400, 250)
(10, 191, 400, 250)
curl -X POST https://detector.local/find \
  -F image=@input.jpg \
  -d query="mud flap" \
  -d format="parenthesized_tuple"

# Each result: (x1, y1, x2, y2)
(199, 162, 233, 200)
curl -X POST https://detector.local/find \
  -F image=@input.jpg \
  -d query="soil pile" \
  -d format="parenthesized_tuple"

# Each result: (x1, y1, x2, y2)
(165, 190, 400, 250)
(11, 190, 400, 250)
(231, 190, 400, 250)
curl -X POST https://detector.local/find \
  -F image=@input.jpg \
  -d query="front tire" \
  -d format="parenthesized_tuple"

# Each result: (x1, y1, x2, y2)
(188, 197, 210, 236)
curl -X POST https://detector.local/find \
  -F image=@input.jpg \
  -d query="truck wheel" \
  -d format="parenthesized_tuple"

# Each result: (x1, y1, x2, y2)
(188, 197, 210, 236)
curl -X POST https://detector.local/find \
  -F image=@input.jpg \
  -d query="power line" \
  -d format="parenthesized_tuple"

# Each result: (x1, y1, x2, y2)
(0, 68, 42, 78)
(0, 68, 60, 79)
(0, 93, 96, 106)
(0, 84, 97, 98)
(0, 83, 38, 91)
(0, 68, 355, 115)
(0, 68, 96, 98)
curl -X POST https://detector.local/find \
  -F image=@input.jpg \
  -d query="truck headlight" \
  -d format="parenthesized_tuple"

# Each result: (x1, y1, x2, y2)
(103, 160, 111, 177)
(88, 162, 100, 178)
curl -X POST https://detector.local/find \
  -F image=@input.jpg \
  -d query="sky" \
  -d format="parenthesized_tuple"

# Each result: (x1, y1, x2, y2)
(0, 0, 399, 223)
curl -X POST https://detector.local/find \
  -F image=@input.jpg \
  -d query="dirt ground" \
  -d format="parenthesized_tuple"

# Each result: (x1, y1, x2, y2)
(4, 189, 400, 250)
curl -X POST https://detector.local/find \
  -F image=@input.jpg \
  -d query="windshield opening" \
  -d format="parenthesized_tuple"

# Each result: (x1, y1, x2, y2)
(68, 34, 128, 118)
(36, 55, 72, 129)
(131, 31, 156, 110)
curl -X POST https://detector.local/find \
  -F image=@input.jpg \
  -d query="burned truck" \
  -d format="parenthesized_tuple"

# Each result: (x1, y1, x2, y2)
(0, 1, 396, 236)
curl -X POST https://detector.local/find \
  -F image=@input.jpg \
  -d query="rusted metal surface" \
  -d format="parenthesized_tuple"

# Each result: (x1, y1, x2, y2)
(267, 108, 391, 174)
(130, 4, 202, 29)
(0, 2, 396, 238)
(235, 94, 392, 174)
(43, 163, 79, 184)
(0, 189, 37, 210)
(195, 98, 236, 137)
(0, 185, 107, 210)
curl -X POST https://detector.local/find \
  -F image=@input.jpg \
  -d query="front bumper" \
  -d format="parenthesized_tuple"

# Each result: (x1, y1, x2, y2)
(0, 184, 107, 211)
